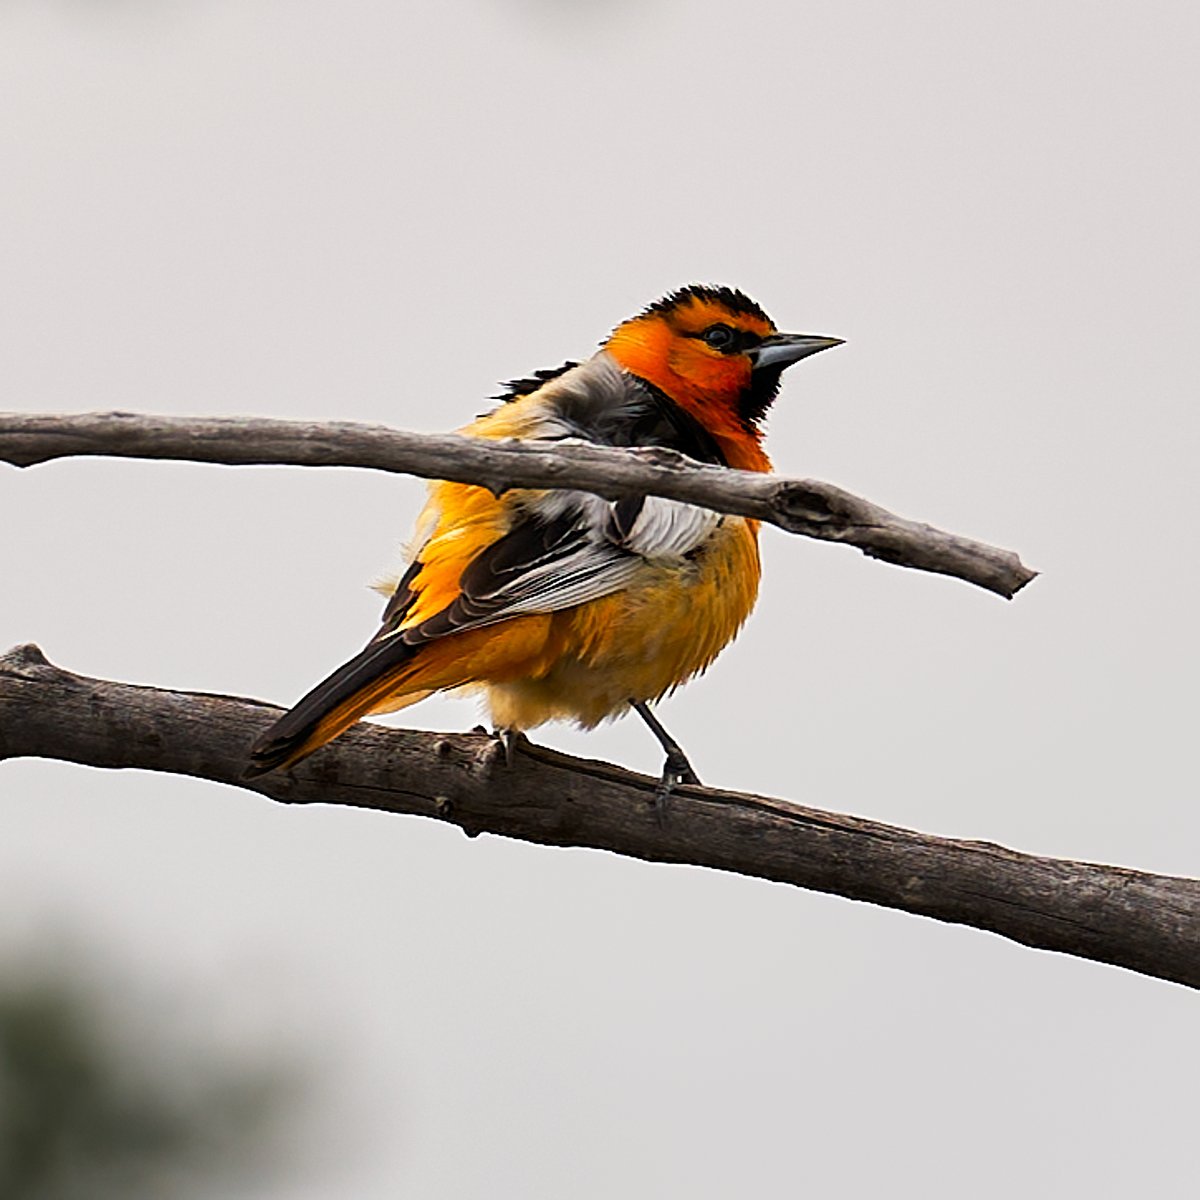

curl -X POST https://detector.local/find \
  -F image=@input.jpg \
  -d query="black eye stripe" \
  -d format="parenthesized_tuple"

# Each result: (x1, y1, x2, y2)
(688, 325, 765, 355)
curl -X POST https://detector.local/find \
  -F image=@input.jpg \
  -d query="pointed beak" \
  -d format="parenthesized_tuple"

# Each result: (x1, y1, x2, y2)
(748, 333, 844, 372)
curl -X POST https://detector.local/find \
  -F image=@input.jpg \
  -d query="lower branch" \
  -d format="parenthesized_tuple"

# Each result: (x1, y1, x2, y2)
(1, 644, 1194, 988)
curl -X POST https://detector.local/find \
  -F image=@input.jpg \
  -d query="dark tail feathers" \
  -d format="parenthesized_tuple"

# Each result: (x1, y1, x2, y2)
(242, 635, 417, 779)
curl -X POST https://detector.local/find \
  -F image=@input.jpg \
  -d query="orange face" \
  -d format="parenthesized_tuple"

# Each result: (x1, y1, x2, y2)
(603, 285, 842, 471)
(604, 288, 777, 433)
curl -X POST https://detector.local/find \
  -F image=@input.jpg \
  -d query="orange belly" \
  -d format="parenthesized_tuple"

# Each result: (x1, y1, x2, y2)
(479, 516, 761, 729)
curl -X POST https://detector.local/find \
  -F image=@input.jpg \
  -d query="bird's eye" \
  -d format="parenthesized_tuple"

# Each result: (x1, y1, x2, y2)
(702, 323, 736, 350)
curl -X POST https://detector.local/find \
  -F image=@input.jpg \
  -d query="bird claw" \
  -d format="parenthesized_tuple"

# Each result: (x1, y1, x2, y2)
(666, 747, 700, 787)
(495, 727, 526, 768)
(474, 728, 527, 779)
(651, 748, 701, 825)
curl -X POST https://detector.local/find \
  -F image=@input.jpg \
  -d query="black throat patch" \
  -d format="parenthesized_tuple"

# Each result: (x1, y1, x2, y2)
(739, 366, 784, 429)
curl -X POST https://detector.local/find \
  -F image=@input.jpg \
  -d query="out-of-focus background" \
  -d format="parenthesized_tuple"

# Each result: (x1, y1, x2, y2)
(2, 1, 1197, 1195)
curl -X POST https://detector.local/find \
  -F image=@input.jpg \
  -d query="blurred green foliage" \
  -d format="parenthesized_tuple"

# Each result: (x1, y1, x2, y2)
(0, 964, 301, 1200)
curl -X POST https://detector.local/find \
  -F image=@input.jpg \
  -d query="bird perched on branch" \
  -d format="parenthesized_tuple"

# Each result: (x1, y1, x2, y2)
(245, 286, 841, 796)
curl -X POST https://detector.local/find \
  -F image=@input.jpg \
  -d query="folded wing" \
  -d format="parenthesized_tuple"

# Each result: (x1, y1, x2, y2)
(244, 354, 727, 776)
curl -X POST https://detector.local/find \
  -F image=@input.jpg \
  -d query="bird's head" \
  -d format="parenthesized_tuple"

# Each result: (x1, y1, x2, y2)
(604, 285, 842, 450)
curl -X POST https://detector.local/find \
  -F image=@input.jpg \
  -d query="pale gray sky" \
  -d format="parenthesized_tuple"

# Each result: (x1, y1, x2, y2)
(2, 1, 1197, 1195)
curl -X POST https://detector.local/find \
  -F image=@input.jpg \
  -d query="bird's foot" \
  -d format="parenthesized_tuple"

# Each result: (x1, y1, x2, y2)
(495, 727, 526, 768)
(652, 747, 701, 825)
(473, 728, 529, 780)
(630, 699, 701, 823)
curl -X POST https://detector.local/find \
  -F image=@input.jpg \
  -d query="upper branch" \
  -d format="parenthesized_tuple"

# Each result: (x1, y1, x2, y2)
(0, 411, 1036, 598)
(1, 645, 1194, 989)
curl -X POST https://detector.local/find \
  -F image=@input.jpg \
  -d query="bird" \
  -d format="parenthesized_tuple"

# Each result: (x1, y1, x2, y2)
(244, 285, 841, 795)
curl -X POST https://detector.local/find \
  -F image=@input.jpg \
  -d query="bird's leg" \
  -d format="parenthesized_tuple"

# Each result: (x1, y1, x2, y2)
(630, 700, 700, 819)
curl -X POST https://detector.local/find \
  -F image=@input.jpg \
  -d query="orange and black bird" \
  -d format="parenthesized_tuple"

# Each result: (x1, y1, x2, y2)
(245, 286, 841, 792)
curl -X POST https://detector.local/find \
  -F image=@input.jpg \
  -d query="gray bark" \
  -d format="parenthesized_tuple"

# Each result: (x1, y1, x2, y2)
(0, 410, 1037, 598)
(2, 644, 1195, 989)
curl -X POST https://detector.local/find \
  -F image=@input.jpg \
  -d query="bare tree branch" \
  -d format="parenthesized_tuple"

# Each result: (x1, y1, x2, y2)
(2, 644, 1193, 989)
(0, 411, 1036, 599)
